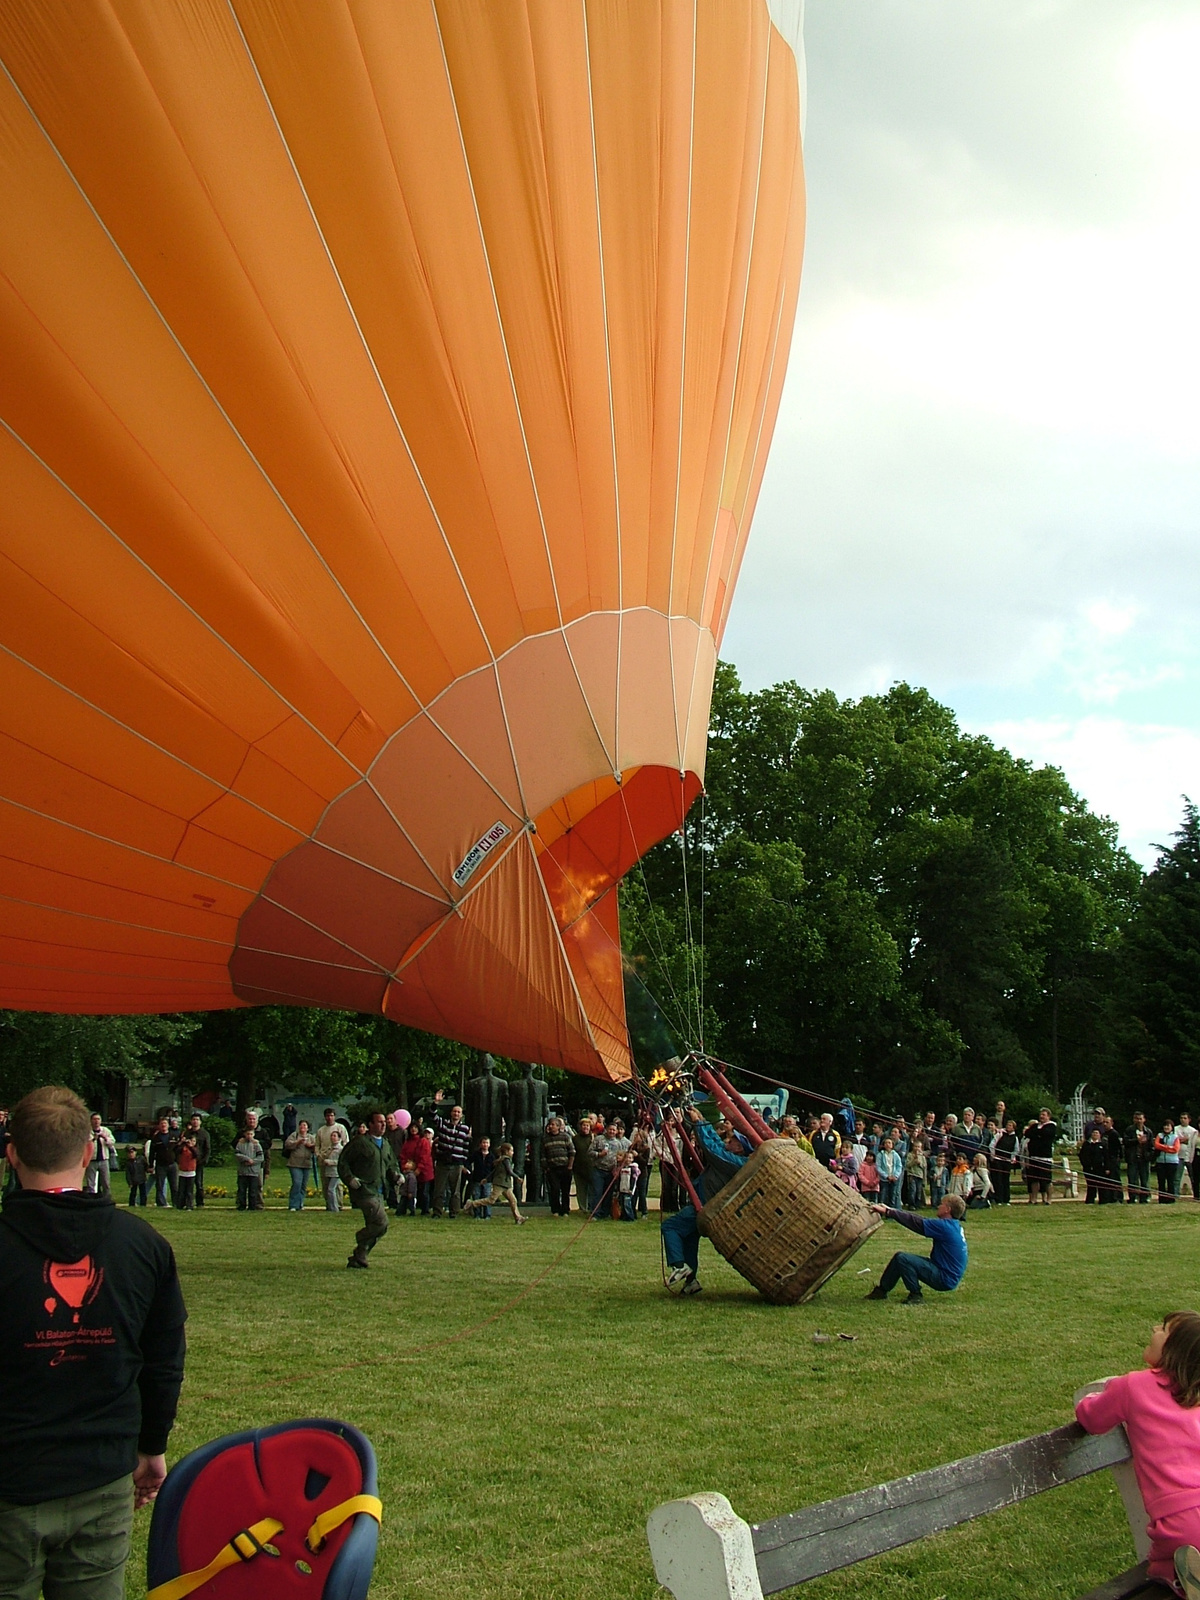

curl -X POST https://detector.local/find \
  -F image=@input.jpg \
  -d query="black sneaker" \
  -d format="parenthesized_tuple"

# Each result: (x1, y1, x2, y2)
(346, 1257, 369, 1270)
(903, 1291, 924, 1304)
(864, 1287, 889, 1300)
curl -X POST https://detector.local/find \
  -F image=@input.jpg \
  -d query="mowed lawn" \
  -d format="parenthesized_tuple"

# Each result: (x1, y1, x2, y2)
(126, 1194, 1200, 1600)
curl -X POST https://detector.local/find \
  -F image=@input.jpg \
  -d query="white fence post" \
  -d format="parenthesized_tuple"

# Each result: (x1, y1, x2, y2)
(646, 1493, 764, 1600)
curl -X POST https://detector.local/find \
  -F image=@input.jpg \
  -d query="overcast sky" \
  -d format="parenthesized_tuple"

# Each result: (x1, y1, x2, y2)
(724, 0, 1200, 865)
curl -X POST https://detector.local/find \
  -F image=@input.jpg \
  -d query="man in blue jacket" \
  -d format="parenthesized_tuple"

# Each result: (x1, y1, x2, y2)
(864, 1193, 968, 1303)
(661, 1106, 749, 1298)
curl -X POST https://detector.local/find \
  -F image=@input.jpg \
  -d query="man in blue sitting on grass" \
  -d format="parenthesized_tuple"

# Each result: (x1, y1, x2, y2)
(864, 1192, 968, 1303)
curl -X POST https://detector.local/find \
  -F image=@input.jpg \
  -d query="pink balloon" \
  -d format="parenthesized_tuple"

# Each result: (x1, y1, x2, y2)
(394, 1109, 412, 1131)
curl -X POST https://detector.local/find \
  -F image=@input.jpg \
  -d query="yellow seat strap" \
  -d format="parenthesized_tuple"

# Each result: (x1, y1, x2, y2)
(305, 1494, 383, 1552)
(147, 1517, 285, 1600)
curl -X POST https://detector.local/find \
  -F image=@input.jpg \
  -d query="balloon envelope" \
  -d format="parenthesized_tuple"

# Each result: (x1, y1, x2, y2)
(0, 0, 805, 1080)
(394, 1110, 411, 1133)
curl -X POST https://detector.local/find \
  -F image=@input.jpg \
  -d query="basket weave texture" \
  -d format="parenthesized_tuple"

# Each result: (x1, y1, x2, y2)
(697, 1138, 881, 1305)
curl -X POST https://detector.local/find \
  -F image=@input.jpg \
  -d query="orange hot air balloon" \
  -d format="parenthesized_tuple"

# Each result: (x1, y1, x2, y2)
(0, 1, 805, 1081)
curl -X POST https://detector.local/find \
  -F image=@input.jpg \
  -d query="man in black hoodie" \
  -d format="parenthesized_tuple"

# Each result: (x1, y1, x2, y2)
(0, 1086, 186, 1598)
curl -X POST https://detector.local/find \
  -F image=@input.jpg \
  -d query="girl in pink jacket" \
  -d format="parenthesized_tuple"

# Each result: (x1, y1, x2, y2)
(1075, 1311, 1200, 1596)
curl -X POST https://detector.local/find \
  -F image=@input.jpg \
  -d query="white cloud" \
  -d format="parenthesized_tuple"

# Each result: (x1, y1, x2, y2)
(976, 717, 1200, 865)
(724, 0, 1200, 862)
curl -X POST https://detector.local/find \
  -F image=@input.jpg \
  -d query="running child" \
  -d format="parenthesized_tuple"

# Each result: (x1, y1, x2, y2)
(462, 1141, 525, 1224)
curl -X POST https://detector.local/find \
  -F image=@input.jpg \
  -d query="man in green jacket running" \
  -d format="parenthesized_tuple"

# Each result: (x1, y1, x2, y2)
(338, 1112, 400, 1270)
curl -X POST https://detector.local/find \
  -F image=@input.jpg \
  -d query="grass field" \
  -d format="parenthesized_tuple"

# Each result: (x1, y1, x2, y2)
(125, 1193, 1200, 1600)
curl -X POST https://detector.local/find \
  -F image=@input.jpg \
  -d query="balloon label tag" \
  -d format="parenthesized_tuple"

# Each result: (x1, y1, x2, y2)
(452, 821, 511, 887)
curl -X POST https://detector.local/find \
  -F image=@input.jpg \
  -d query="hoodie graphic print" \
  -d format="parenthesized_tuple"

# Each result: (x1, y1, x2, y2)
(0, 1191, 186, 1503)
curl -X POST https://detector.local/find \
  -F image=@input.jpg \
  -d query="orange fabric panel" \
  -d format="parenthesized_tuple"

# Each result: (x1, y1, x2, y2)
(533, 771, 634, 854)
(0, 934, 228, 987)
(0, 0, 804, 1076)
(172, 826, 275, 891)
(369, 716, 525, 895)
(537, 766, 700, 931)
(0, 972, 240, 1013)
(1, 0, 473, 707)
(0, 858, 242, 945)
(558, 888, 630, 1082)
(0, 901, 227, 968)
(496, 630, 614, 818)
(423, 669, 526, 823)
(239, 844, 446, 976)
(313, 784, 448, 903)
(0, 802, 251, 913)
(226, 951, 389, 1014)
(232, 900, 381, 976)
(384, 836, 617, 1076)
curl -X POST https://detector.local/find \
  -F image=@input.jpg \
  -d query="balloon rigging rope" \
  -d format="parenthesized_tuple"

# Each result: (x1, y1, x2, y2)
(629, 844, 698, 1049)
(697, 788, 706, 1052)
(676, 809, 701, 1048)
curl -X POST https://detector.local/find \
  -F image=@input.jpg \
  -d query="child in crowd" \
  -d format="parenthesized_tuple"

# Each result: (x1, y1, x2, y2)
(877, 1137, 903, 1208)
(967, 1152, 993, 1209)
(617, 1149, 640, 1221)
(929, 1152, 949, 1208)
(397, 1125, 434, 1215)
(856, 1149, 880, 1201)
(835, 1139, 860, 1189)
(468, 1137, 495, 1220)
(947, 1154, 972, 1202)
(1075, 1312, 1200, 1597)
(125, 1142, 148, 1207)
(904, 1144, 927, 1208)
(176, 1134, 198, 1210)
(235, 1129, 264, 1211)
(463, 1141, 525, 1224)
(1079, 1127, 1107, 1203)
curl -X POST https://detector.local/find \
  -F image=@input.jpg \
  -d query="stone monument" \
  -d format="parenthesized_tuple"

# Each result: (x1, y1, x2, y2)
(507, 1062, 549, 1201)
(465, 1054, 508, 1149)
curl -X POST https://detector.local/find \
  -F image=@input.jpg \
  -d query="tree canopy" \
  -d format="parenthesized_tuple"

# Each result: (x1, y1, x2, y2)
(1118, 800, 1200, 1114)
(624, 664, 1148, 1118)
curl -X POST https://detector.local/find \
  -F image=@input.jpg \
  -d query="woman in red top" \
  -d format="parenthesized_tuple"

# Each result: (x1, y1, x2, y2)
(398, 1130, 434, 1216)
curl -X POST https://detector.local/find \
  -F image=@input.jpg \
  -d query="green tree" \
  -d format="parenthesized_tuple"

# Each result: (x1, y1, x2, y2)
(0, 1012, 200, 1108)
(625, 664, 1141, 1113)
(1119, 800, 1200, 1115)
(169, 1008, 469, 1119)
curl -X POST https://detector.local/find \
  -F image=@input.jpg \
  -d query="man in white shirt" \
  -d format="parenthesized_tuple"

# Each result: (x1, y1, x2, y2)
(86, 1112, 117, 1195)
(313, 1108, 348, 1212)
(1176, 1112, 1198, 1199)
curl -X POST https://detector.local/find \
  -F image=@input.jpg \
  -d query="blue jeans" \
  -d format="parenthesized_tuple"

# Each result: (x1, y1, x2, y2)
(590, 1169, 613, 1218)
(661, 1205, 701, 1274)
(288, 1167, 308, 1210)
(878, 1251, 953, 1296)
(470, 1180, 492, 1218)
(879, 1177, 902, 1208)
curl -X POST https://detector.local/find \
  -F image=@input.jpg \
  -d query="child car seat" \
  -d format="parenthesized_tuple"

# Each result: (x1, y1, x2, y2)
(147, 1418, 380, 1599)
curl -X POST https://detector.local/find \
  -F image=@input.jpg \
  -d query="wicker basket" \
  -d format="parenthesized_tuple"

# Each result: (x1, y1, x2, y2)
(697, 1139, 881, 1305)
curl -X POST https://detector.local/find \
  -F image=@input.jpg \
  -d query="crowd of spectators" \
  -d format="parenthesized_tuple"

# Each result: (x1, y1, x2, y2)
(3, 1093, 1194, 1216)
(787, 1102, 1199, 1210)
